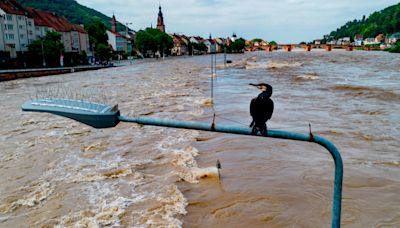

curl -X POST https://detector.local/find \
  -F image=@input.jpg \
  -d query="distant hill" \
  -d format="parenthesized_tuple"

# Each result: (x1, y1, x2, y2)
(16, 0, 127, 31)
(325, 3, 400, 41)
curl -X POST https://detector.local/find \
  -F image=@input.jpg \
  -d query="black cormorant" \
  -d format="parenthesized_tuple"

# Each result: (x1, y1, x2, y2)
(249, 83, 274, 135)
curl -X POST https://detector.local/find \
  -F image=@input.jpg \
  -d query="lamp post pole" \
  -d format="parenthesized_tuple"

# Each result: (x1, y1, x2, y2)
(40, 38, 46, 67)
(125, 22, 133, 56)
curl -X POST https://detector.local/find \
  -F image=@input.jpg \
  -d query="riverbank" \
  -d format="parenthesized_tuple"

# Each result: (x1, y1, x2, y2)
(0, 65, 115, 82)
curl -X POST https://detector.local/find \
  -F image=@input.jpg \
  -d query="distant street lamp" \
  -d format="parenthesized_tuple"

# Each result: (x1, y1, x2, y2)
(21, 44, 26, 68)
(40, 37, 46, 67)
(125, 22, 132, 34)
(125, 22, 133, 54)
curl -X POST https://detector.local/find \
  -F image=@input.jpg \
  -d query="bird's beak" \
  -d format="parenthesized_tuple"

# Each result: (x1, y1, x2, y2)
(249, 83, 258, 87)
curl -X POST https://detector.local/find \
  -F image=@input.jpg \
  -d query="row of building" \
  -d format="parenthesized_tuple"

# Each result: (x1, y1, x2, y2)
(108, 6, 240, 57)
(316, 33, 400, 46)
(170, 33, 238, 56)
(0, 0, 241, 66)
(0, 0, 90, 60)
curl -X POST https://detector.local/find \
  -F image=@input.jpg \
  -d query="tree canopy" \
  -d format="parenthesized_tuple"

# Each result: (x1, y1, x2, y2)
(135, 28, 173, 56)
(28, 31, 64, 67)
(85, 19, 108, 50)
(188, 42, 207, 55)
(223, 38, 246, 53)
(95, 44, 112, 61)
(252, 38, 264, 42)
(388, 41, 400, 53)
(324, 2, 400, 41)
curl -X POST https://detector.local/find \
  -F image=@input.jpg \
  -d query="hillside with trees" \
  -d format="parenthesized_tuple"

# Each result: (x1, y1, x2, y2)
(324, 3, 400, 41)
(16, 0, 127, 32)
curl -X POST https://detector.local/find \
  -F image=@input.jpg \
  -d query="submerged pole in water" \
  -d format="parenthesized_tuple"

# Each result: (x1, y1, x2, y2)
(118, 116, 343, 228)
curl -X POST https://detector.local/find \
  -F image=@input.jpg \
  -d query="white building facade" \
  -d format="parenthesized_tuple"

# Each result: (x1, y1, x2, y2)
(0, 1, 90, 61)
(0, 1, 35, 58)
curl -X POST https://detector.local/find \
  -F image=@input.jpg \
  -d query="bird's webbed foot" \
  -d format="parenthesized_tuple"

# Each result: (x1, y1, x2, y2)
(260, 125, 268, 136)
(251, 126, 258, 135)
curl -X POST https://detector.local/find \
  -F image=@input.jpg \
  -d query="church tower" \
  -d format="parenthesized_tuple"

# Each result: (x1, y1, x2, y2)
(156, 5, 165, 32)
(111, 14, 117, 33)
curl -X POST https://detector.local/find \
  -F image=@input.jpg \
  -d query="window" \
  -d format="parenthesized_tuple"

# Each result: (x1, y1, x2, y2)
(6, 15, 12, 21)
(28, 30, 33, 35)
(19, 25, 23, 29)
(18, 16, 22, 20)
(20, 34, 25, 39)
(28, 21, 32, 26)
(7, 24, 13, 30)
(5, 34, 15, 40)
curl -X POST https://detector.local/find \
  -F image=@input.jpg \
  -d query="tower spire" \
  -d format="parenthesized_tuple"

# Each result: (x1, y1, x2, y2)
(111, 13, 117, 33)
(156, 4, 165, 32)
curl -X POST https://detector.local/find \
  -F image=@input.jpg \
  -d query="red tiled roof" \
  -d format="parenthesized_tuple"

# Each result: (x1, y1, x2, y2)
(172, 34, 187, 45)
(108, 30, 124, 37)
(25, 8, 86, 33)
(0, 0, 28, 16)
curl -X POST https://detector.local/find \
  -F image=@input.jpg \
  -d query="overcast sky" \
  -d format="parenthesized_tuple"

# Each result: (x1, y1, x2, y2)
(77, 0, 399, 43)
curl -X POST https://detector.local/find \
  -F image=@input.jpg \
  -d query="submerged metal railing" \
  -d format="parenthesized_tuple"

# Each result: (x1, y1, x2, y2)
(118, 116, 343, 228)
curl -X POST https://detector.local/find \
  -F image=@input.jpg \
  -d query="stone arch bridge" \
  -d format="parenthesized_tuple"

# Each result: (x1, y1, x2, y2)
(245, 44, 380, 52)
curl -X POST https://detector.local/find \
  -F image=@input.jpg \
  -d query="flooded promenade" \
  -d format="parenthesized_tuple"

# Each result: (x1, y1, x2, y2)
(0, 50, 399, 227)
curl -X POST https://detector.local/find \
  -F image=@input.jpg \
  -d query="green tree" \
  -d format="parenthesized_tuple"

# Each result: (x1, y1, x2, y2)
(28, 31, 64, 67)
(197, 42, 208, 53)
(230, 38, 245, 53)
(96, 44, 112, 61)
(389, 41, 400, 53)
(135, 28, 173, 57)
(324, 2, 400, 40)
(269, 41, 278, 45)
(252, 38, 263, 42)
(85, 19, 108, 50)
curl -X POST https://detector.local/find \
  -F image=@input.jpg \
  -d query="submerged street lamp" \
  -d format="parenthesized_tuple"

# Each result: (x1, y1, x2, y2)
(40, 37, 46, 67)
(22, 98, 343, 227)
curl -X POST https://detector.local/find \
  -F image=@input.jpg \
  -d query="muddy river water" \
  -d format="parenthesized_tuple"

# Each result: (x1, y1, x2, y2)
(0, 50, 399, 227)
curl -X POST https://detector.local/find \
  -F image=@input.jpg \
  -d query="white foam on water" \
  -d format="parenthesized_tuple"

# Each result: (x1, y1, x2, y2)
(0, 181, 54, 214)
(54, 195, 144, 228)
(295, 74, 320, 80)
(267, 61, 303, 69)
(245, 62, 268, 69)
(192, 166, 220, 180)
(196, 98, 214, 107)
(136, 185, 188, 228)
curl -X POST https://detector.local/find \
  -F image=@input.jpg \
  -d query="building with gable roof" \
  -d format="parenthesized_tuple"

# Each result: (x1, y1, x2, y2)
(388, 32, 400, 44)
(171, 34, 188, 56)
(0, 0, 35, 58)
(106, 14, 131, 53)
(25, 8, 89, 54)
(0, 0, 90, 63)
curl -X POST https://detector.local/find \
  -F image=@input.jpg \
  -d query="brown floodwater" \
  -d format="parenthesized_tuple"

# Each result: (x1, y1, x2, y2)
(0, 50, 399, 227)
